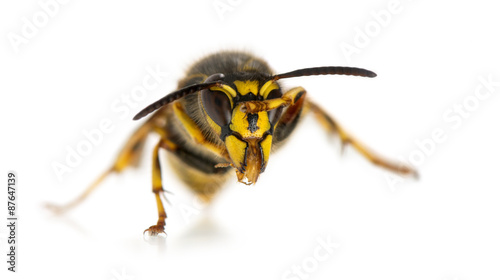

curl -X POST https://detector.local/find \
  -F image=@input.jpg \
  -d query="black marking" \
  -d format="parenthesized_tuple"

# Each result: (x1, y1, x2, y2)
(293, 90, 305, 103)
(172, 145, 231, 175)
(238, 93, 263, 102)
(247, 113, 259, 133)
(241, 141, 248, 172)
(220, 124, 232, 141)
(258, 134, 271, 173)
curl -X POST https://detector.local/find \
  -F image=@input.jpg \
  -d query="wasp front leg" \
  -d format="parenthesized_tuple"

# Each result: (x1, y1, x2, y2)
(305, 100, 417, 177)
(272, 87, 308, 145)
(144, 138, 177, 236)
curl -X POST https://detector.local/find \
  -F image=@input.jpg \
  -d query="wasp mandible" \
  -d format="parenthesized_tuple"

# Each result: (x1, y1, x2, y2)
(48, 51, 417, 235)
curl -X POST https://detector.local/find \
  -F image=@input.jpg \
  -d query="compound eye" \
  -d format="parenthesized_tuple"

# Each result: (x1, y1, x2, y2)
(266, 89, 283, 125)
(201, 88, 232, 126)
(201, 73, 232, 126)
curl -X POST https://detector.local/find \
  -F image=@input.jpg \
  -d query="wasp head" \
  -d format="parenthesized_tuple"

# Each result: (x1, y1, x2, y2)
(200, 73, 283, 184)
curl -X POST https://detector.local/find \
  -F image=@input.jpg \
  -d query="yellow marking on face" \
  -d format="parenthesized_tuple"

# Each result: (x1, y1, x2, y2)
(259, 80, 280, 99)
(225, 135, 247, 171)
(230, 104, 271, 138)
(260, 134, 272, 167)
(211, 84, 237, 98)
(209, 84, 236, 108)
(233, 80, 259, 96)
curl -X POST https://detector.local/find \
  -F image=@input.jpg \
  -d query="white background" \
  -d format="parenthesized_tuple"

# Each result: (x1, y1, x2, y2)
(1, 0, 500, 279)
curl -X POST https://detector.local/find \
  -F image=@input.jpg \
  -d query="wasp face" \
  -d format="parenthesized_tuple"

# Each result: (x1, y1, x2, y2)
(200, 73, 283, 184)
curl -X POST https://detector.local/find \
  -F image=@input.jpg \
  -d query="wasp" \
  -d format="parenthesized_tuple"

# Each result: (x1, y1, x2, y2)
(48, 51, 417, 235)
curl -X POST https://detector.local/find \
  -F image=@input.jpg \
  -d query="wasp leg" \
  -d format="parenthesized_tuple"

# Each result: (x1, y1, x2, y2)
(273, 87, 308, 145)
(305, 101, 417, 177)
(143, 139, 176, 236)
(241, 86, 306, 114)
(46, 117, 161, 214)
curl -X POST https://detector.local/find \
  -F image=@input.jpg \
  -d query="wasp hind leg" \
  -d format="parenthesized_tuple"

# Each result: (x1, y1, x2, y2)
(305, 101, 418, 178)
